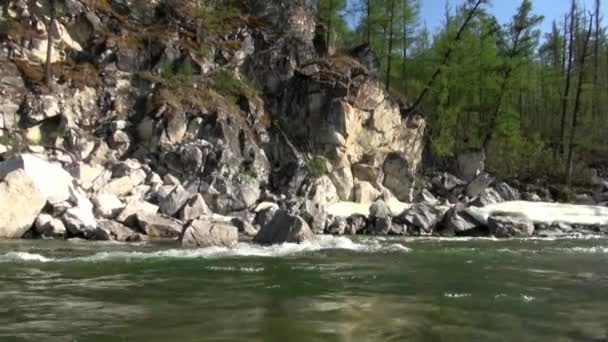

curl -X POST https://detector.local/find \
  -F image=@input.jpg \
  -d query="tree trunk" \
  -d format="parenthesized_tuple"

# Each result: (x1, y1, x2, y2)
(366, 0, 371, 44)
(45, 0, 56, 91)
(385, 0, 395, 90)
(591, 0, 600, 119)
(559, 1, 576, 156)
(401, 0, 408, 91)
(567, 14, 594, 188)
(406, 0, 484, 115)
(562, 14, 568, 73)
(326, 0, 333, 49)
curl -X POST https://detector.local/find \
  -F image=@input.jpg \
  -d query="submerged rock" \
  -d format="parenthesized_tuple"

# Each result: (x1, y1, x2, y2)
(254, 210, 315, 244)
(488, 215, 534, 238)
(180, 218, 238, 248)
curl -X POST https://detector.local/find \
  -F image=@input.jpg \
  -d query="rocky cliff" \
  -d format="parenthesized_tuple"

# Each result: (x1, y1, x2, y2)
(0, 0, 426, 241)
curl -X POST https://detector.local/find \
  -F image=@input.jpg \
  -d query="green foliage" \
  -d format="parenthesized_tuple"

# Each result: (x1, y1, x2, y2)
(211, 70, 259, 102)
(159, 61, 194, 85)
(307, 157, 330, 178)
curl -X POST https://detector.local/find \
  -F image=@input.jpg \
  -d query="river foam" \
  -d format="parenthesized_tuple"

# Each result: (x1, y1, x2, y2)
(0, 236, 411, 263)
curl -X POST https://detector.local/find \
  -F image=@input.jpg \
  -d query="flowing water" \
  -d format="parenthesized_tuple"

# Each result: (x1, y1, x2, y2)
(0, 237, 607, 342)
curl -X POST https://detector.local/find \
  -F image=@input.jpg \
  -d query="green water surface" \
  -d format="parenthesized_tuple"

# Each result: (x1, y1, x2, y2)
(0, 237, 606, 342)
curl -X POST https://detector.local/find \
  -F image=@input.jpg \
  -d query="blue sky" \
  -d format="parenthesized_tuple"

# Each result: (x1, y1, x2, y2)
(346, 0, 607, 34)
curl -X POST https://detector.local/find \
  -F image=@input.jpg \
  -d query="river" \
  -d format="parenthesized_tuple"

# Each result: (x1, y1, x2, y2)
(0, 237, 607, 341)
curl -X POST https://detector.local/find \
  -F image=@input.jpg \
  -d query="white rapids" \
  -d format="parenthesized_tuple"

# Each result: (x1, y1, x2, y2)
(466, 201, 608, 226)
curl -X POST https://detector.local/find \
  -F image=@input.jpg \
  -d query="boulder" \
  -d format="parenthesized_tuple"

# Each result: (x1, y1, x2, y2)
(329, 166, 354, 201)
(488, 215, 535, 238)
(180, 218, 239, 248)
(457, 149, 485, 182)
(495, 182, 520, 201)
(442, 206, 480, 234)
(101, 176, 134, 197)
(472, 188, 504, 207)
(62, 207, 98, 236)
(231, 217, 258, 237)
(298, 199, 328, 234)
(136, 213, 183, 238)
(465, 172, 494, 198)
(353, 181, 381, 204)
(368, 200, 392, 235)
(254, 210, 315, 244)
(254, 202, 279, 228)
(116, 197, 159, 227)
(97, 220, 141, 242)
(92, 193, 125, 219)
(0, 170, 46, 238)
(76, 162, 106, 191)
(401, 203, 449, 233)
(35, 213, 67, 238)
(158, 184, 191, 217)
(0, 154, 73, 204)
(382, 153, 415, 202)
(309, 175, 339, 206)
(179, 194, 211, 222)
(416, 189, 438, 204)
(327, 217, 347, 235)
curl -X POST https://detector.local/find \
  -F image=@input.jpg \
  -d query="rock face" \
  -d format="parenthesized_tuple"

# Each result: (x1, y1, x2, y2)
(0, 170, 46, 238)
(254, 210, 315, 244)
(180, 218, 238, 248)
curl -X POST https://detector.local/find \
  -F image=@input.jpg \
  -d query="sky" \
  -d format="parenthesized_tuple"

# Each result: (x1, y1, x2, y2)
(346, 0, 608, 34)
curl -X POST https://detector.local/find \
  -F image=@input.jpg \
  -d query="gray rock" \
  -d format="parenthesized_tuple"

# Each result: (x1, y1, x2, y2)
(92, 193, 125, 219)
(111, 159, 142, 178)
(465, 172, 495, 198)
(231, 217, 258, 237)
(457, 149, 485, 182)
(34, 213, 66, 238)
(488, 215, 535, 238)
(116, 197, 159, 227)
(327, 217, 347, 235)
(298, 199, 328, 234)
(522, 192, 542, 202)
(159, 184, 191, 217)
(136, 212, 183, 238)
(416, 189, 438, 204)
(62, 207, 98, 237)
(401, 204, 449, 233)
(0, 170, 46, 238)
(369, 200, 392, 235)
(97, 220, 141, 242)
(179, 194, 211, 222)
(254, 210, 315, 244)
(353, 181, 381, 203)
(0, 154, 74, 204)
(472, 188, 504, 207)
(101, 176, 134, 197)
(495, 182, 520, 201)
(163, 173, 181, 186)
(346, 215, 367, 235)
(254, 202, 279, 229)
(442, 207, 480, 233)
(180, 218, 239, 248)
(382, 153, 415, 202)
(110, 130, 131, 156)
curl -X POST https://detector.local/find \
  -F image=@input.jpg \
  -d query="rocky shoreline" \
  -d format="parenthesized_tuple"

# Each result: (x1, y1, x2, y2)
(1, 0, 607, 248)
(0, 153, 607, 248)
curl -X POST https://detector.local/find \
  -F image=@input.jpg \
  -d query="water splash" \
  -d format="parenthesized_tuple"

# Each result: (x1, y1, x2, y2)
(0, 236, 411, 263)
